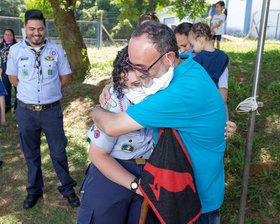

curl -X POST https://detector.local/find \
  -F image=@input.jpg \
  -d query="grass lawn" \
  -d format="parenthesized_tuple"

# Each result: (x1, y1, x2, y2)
(0, 39, 279, 223)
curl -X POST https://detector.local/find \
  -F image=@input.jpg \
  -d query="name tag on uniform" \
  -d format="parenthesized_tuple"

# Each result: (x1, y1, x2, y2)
(45, 56, 54, 61)
(20, 57, 29, 61)
(48, 69, 53, 76)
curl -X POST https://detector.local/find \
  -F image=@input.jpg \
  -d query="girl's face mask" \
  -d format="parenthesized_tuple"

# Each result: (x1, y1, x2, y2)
(4, 35, 14, 43)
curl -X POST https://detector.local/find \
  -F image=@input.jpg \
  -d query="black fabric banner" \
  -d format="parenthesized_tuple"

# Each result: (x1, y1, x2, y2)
(139, 128, 202, 224)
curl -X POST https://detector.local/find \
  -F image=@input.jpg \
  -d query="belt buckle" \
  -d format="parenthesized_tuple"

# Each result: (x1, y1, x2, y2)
(135, 158, 146, 165)
(32, 105, 43, 111)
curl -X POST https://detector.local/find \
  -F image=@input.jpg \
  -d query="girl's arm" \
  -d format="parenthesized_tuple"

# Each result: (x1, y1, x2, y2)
(88, 142, 142, 195)
(212, 20, 223, 30)
(219, 88, 228, 120)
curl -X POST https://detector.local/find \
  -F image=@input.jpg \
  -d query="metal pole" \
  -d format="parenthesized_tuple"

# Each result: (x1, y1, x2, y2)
(99, 11, 103, 49)
(96, 22, 100, 48)
(237, 0, 271, 223)
(275, 13, 280, 39)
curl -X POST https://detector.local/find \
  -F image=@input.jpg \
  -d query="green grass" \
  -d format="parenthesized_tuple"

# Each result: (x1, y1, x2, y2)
(0, 40, 279, 223)
(221, 39, 280, 223)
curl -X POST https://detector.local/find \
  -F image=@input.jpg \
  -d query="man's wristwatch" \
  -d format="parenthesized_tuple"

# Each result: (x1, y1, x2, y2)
(130, 178, 139, 193)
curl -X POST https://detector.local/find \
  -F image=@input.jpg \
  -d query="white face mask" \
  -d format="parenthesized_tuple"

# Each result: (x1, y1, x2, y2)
(122, 87, 146, 104)
(143, 63, 174, 95)
(123, 59, 174, 104)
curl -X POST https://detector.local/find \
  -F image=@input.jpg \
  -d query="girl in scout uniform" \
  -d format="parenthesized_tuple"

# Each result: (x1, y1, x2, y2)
(77, 47, 159, 224)
(0, 29, 17, 112)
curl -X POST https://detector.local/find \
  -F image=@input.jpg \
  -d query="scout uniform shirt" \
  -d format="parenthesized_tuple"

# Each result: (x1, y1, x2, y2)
(6, 40, 71, 104)
(87, 87, 153, 160)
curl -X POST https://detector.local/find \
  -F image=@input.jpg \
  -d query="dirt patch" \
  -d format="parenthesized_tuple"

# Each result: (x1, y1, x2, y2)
(250, 162, 275, 176)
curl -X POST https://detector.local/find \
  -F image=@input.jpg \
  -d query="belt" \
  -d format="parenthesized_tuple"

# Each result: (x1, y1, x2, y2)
(117, 158, 147, 165)
(17, 100, 60, 111)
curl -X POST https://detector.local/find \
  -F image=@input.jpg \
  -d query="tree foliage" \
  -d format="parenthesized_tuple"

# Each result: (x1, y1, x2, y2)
(0, 0, 26, 17)
(112, 0, 210, 22)
(23, 0, 90, 77)
(111, 0, 158, 23)
(157, 0, 211, 20)
(25, 0, 53, 19)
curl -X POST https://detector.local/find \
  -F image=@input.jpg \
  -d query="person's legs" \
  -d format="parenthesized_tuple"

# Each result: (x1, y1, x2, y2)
(41, 104, 76, 196)
(1, 72, 11, 110)
(194, 209, 220, 224)
(211, 39, 215, 47)
(216, 35, 222, 49)
(211, 35, 217, 48)
(216, 40, 220, 49)
(15, 105, 44, 195)
(0, 139, 2, 167)
(118, 160, 160, 224)
(126, 195, 160, 224)
(77, 163, 131, 224)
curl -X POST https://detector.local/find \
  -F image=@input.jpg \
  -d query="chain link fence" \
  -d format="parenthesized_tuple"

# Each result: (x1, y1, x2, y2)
(0, 16, 127, 47)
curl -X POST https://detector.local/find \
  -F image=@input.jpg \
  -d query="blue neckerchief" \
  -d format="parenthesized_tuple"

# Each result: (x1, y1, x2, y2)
(25, 40, 47, 83)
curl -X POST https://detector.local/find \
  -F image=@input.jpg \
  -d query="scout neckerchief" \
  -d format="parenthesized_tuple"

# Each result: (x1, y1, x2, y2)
(25, 40, 47, 83)
(0, 42, 13, 64)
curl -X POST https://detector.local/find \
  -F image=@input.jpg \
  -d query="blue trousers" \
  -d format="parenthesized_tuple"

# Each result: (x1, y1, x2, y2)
(77, 162, 159, 224)
(1, 71, 17, 109)
(15, 103, 76, 196)
(194, 209, 220, 224)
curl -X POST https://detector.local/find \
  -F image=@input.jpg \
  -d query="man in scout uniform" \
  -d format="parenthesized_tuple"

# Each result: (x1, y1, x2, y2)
(6, 9, 79, 209)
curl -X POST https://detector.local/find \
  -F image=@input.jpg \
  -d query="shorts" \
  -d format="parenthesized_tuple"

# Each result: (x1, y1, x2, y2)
(212, 35, 222, 41)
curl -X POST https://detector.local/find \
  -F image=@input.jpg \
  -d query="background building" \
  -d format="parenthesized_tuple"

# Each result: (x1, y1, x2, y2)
(157, 0, 280, 39)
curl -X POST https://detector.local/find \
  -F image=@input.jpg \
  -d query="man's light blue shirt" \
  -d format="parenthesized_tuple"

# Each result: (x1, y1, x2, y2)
(6, 40, 71, 104)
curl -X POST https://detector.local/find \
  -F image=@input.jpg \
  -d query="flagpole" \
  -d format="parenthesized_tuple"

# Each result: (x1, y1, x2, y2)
(139, 199, 149, 224)
(237, 0, 271, 223)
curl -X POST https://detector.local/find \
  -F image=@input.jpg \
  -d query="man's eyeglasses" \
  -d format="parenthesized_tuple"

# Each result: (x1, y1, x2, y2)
(125, 53, 166, 76)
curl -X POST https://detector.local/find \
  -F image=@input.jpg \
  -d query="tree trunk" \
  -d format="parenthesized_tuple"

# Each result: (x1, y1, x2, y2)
(49, 0, 90, 78)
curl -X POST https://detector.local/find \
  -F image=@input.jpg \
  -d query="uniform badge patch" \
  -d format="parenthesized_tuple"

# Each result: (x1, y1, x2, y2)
(103, 98, 117, 111)
(94, 130, 100, 138)
(51, 50, 57, 56)
(93, 125, 98, 131)
(120, 144, 135, 153)
(45, 56, 54, 61)
(23, 69, 29, 76)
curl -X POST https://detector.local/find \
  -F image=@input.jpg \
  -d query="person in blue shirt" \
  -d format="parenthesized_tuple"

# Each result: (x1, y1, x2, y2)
(0, 78, 7, 168)
(0, 29, 17, 113)
(92, 21, 233, 224)
(6, 9, 79, 209)
(77, 47, 158, 224)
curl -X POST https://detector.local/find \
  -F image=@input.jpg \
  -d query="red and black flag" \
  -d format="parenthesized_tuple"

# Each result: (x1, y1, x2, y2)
(139, 128, 202, 224)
